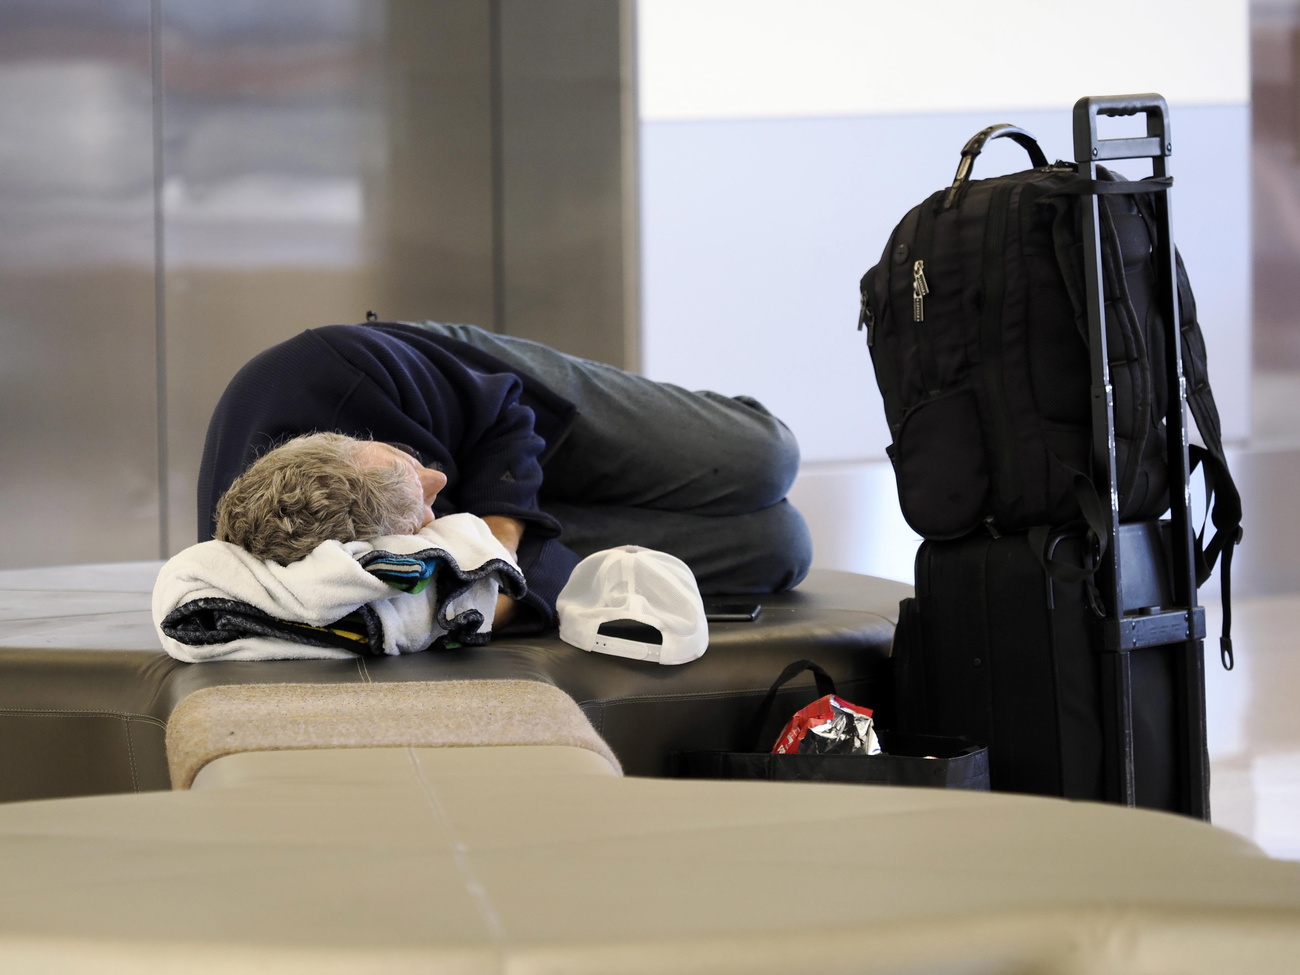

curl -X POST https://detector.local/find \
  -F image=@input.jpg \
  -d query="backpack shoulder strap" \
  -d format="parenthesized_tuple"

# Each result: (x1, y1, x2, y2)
(1175, 249, 1244, 668)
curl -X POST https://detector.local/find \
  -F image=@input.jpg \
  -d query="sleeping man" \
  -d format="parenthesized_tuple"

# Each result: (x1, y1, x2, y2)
(199, 320, 812, 631)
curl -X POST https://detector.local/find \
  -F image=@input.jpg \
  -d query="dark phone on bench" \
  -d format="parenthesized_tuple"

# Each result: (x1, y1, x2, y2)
(704, 602, 761, 622)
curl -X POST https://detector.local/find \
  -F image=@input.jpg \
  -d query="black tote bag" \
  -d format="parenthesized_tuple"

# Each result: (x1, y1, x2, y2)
(672, 660, 990, 791)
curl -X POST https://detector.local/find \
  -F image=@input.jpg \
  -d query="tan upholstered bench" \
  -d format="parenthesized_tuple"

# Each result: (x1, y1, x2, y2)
(0, 562, 907, 801)
(0, 744, 1296, 973)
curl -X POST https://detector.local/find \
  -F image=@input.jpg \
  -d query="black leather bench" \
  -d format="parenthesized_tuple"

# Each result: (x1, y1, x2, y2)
(0, 561, 909, 801)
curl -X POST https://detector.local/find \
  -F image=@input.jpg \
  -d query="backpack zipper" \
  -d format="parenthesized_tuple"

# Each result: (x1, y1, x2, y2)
(911, 192, 942, 395)
(858, 289, 874, 345)
(912, 260, 930, 322)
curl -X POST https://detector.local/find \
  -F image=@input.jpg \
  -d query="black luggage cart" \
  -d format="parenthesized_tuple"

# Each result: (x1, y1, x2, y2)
(1074, 94, 1208, 817)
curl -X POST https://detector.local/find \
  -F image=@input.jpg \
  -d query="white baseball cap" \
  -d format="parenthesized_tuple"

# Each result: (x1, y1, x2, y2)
(557, 546, 709, 665)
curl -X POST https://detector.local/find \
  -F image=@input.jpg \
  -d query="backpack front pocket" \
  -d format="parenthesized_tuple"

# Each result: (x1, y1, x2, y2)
(891, 387, 990, 540)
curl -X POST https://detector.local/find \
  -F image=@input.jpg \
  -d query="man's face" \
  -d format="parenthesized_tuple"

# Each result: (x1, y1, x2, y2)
(355, 441, 447, 529)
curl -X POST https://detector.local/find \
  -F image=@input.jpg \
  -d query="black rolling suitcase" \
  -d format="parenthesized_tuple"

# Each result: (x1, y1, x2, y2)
(864, 95, 1242, 818)
(895, 522, 1184, 809)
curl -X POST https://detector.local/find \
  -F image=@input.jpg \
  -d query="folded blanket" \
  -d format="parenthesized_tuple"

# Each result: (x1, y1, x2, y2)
(153, 513, 527, 662)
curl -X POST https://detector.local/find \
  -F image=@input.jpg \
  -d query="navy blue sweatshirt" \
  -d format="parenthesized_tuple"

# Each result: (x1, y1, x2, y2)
(197, 323, 580, 627)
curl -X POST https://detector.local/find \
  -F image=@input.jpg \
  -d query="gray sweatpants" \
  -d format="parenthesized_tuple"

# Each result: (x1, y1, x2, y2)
(411, 322, 812, 594)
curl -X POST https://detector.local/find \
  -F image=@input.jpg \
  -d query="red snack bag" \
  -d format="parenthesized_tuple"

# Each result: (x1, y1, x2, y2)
(773, 694, 881, 756)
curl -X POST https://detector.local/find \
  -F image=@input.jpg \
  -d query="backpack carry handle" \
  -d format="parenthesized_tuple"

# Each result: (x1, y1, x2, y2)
(1073, 93, 1171, 163)
(943, 124, 1050, 208)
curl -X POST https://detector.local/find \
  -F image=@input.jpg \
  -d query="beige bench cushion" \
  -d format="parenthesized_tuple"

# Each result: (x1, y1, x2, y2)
(0, 746, 1297, 974)
(191, 743, 620, 790)
(165, 679, 621, 787)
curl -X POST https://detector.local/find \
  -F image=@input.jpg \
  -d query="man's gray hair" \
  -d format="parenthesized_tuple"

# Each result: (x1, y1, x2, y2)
(215, 432, 422, 564)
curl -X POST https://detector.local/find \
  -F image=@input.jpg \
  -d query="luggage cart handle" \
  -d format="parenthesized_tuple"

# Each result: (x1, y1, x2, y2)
(1074, 94, 1171, 163)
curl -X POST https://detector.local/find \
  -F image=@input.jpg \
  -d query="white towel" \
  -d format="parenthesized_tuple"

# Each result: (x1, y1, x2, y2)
(153, 513, 526, 663)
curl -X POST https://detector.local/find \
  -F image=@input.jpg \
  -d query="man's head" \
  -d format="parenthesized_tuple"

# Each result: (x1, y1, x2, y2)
(214, 432, 448, 564)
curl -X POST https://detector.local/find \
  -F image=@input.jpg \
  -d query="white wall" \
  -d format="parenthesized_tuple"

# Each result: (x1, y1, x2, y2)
(638, 0, 1247, 121)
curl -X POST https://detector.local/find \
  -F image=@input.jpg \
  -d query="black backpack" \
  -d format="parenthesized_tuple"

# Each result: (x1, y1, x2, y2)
(859, 124, 1241, 648)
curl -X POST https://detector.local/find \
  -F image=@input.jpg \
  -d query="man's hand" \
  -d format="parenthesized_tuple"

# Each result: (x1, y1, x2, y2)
(493, 591, 518, 628)
(480, 515, 526, 628)
(480, 515, 525, 559)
